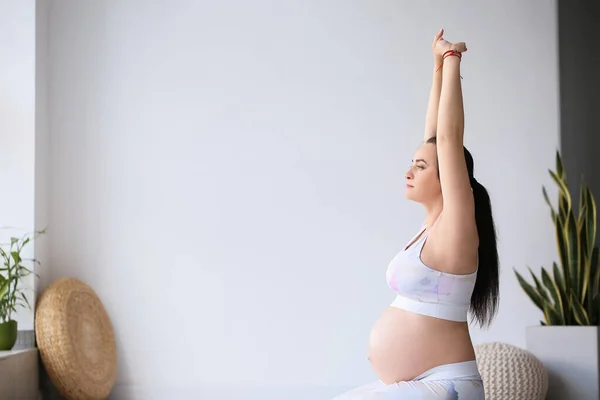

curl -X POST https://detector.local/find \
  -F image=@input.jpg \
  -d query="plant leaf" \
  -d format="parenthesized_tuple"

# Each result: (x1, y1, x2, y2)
(565, 207, 581, 300)
(515, 268, 546, 311)
(543, 186, 557, 218)
(0, 248, 10, 265)
(10, 251, 21, 264)
(570, 290, 591, 325)
(553, 261, 566, 292)
(586, 186, 597, 255)
(19, 292, 30, 310)
(584, 246, 598, 307)
(554, 212, 571, 290)
(554, 150, 568, 215)
(550, 169, 571, 220)
(543, 302, 563, 325)
(578, 184, 597, 304)
(529, 266, 551, 303)
(0, 278, 8, 300)
(556, 150, 566, 180)
(541, 267, 565, 324)
(552, 262, 570, 323)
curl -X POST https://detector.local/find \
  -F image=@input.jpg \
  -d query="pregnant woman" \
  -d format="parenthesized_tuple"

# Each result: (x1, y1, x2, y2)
(333, 30, 499, 399)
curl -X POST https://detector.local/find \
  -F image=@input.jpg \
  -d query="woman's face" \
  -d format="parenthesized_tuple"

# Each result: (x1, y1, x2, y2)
(404, 143, 441, 203)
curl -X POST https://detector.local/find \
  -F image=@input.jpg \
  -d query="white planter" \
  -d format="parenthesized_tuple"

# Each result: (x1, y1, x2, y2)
(526, 326, 599, 400)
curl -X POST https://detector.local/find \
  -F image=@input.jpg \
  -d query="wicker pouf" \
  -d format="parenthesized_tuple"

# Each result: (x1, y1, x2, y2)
(35, 277, 117, 400)
(475, 342, 547, 400)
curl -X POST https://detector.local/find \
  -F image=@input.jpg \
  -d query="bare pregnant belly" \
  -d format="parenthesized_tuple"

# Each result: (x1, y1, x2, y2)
(367, 306, 476, 384)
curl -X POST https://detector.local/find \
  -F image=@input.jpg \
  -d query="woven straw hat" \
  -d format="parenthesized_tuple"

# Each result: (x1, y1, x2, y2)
(35, 277, 117, 400)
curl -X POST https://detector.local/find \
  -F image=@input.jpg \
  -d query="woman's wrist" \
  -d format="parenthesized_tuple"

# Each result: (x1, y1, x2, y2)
(434, 53, 446, 72)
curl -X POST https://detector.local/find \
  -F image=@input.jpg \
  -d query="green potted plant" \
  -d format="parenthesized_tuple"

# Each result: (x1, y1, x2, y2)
(514, 150, 599, 400)
(0, 230, 41, 351)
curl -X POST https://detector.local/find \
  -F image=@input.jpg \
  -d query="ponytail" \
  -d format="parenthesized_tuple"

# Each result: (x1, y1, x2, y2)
(470, 177, 500, 328)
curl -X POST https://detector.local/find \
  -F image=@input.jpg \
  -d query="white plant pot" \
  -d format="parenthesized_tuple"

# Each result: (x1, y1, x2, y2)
(526, 326, 599, 400)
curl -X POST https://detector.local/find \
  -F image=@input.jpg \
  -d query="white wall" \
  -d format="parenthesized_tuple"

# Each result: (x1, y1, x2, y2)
(0, 0, 36, 331)
(44, 1, 560, 398)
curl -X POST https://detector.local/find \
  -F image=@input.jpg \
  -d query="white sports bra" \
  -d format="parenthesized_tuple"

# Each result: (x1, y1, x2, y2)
(385, 225, 478, 322)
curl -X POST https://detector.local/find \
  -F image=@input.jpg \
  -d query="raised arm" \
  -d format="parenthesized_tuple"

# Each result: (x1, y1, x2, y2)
(433, 36, 478, 258)
(423, 29, 445, 141)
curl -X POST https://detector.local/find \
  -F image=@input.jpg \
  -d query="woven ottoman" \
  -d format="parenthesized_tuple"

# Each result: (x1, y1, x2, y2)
(474, 342, 547, 400)
(36, 277, 117, 400)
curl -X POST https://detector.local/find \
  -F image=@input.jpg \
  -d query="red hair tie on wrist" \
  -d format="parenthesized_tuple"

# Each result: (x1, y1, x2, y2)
(436, 49, 463, 78)
(442, 49, 461, 59)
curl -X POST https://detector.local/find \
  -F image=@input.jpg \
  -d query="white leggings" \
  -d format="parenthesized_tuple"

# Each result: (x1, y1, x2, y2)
(332, 360, 485, 399)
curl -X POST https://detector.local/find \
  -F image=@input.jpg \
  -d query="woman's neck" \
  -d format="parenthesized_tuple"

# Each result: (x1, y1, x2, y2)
(422, 199, 443, 230)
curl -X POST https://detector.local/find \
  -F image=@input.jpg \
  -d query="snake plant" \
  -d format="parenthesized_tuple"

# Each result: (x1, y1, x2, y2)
(514, 151, 599, 325)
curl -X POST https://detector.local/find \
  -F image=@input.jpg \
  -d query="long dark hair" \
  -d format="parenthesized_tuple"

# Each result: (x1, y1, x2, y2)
(426, 136, 499, 328)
